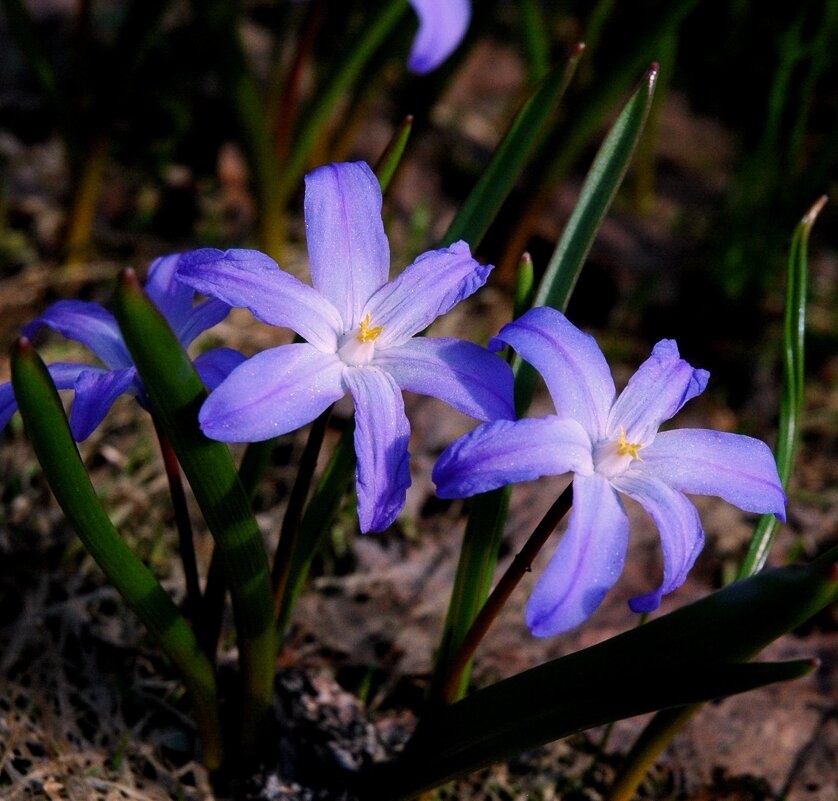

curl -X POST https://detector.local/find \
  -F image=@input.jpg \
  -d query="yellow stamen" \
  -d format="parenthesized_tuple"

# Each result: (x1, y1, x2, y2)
(357, 314, 384, 343)
(616, 427, 642, 460)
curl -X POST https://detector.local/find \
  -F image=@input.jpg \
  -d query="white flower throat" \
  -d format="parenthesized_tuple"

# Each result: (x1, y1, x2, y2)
(337, 314, 383, 366)
(593, 426, 644, 479)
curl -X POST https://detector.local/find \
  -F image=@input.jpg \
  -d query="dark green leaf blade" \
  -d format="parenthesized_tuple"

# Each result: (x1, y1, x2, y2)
(442, 44, 586, 249)
(383, 556, 837, 798)
(533, 64, 657, 314)
(10, 339, 224, 769)
(113, 270, 276, 754)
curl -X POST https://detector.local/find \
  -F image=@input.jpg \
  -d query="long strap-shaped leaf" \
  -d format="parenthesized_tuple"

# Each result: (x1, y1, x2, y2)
(429, 66, 658, 707)
(442, 44, 585, 249)
(369, 555, 837, 800)
(113, 270, 276, 758)
(534, 65, 657, 312)
(10, 339, 223, 770)
(738, 196, 826, 578)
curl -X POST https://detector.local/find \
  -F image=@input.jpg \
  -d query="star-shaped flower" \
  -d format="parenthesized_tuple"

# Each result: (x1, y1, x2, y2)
(407, 0, 471, 74)
(176, 160, 514, 533)
(0, 254, 242, 440)
(433, 306, 786, 636)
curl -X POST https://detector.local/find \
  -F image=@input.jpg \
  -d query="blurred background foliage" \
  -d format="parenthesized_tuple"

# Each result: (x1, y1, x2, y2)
(0, 0, 835, 402)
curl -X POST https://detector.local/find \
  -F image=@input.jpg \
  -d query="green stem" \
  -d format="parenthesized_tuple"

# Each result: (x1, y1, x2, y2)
(276, 423, 356, 642)
(435, 484, 573, 706)
(272, 405, 332, 619)
(153, 416, 202, 623)
(606, 706, 699, 801)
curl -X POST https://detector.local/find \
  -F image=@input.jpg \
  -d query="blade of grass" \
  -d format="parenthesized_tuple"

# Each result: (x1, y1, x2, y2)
(11, 339, 223, 770)
(738, 195, 826, 579)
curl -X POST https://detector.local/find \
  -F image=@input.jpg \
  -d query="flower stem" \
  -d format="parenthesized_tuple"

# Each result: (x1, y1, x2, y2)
(606, 705, 700, 801)
(437, 483, 574, 706)
(272, 405, 333, 620)
(153, 415, 202, 623)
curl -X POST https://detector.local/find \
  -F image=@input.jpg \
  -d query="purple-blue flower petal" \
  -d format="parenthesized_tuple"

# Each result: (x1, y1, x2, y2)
(407, 0, 470, 74)
(69, 367, 139, 440)
(489, 307, 615, 440)
(365, 240, 491, 347)
(1, 362, 93, 431)
(526, 473, 629, 637)
(22, 300, 132, 369)
(344, 366, 411, 533)
(176, 248, 343, 352)
(608, 339, 709, 444)
(612, 468, 705, 614)
(193, 347, 247, 391)
(433, 416, 593, 499)
(0, 381, 16, 431)
(175, 298, 231, 348)
(199, 343, 345, 442)
(641, 428, 786, 521)
(145, 253, 194, 324)
(375, 336, 515, 422)
(304, 162, 390, 329)
(147, 252, 230, 344)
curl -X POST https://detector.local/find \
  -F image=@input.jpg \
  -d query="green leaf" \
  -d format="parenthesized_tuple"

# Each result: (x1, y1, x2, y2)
(533, 65, 657, 313)
(10, 339, 223, 769)
(518, 0, 551, 83)
(277, 422, 357, 641)
(278, 0, 411, 205)
(507, 65, 657, 414)
(442, 44, 585, 250)
(738, 196, 826, 579)
(112, 270, 276, 756)
(427, 486, 510, 706)
(375, 115, 414, 193)
(374, 556, 836, 799)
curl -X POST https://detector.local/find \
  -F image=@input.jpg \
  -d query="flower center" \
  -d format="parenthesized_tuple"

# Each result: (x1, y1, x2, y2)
(337, 315, 384, 366)
(593, 427, 643, 479)
(616, 427, 642, 460)
(357, 314, 384, 343)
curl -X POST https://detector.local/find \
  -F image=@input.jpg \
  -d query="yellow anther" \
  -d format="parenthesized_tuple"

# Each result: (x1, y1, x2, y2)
(357, 314, 384, 343)
(616, 427, 642, 460)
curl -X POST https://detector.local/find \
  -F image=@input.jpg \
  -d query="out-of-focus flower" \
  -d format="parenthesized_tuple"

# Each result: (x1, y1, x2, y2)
(434, 306, 786, 636)
(407, 0, 471, 73)
(177, 160, 514, 533)
(0, 255, 242, 440)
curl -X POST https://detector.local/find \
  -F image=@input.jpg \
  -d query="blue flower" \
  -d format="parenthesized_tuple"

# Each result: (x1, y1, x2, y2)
(407, 0, 471, 74)
(0, 254, 243, 440)
(176, 160, 514, 533)
(433, 307, 786, 636)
